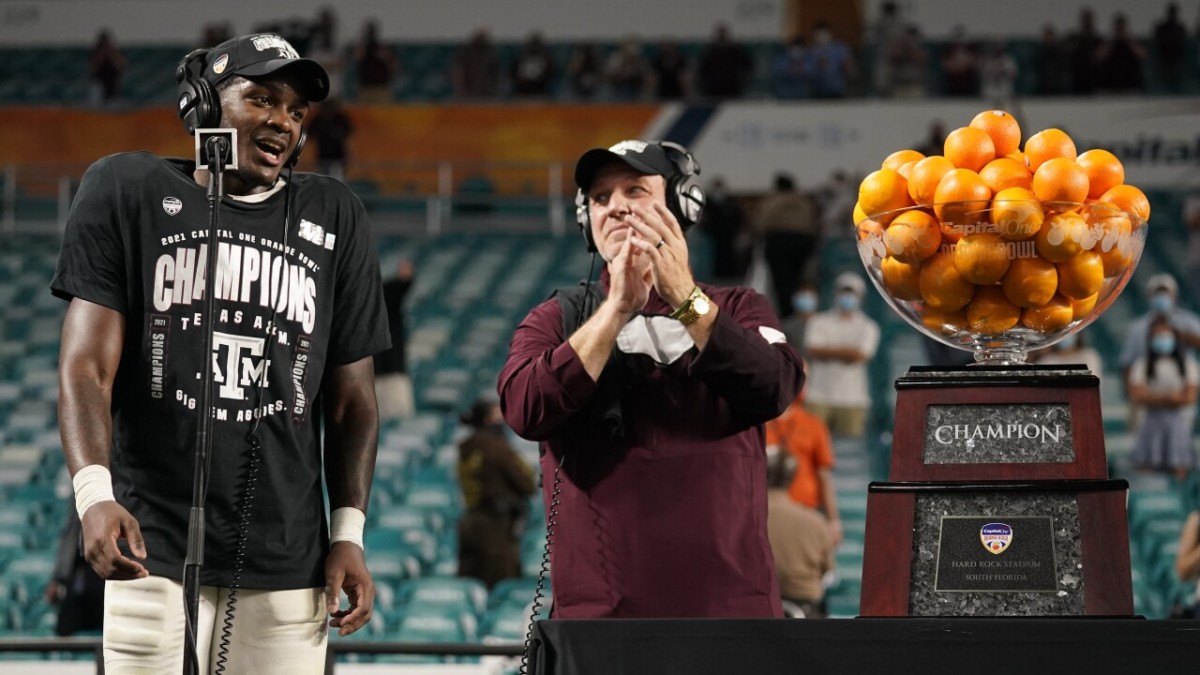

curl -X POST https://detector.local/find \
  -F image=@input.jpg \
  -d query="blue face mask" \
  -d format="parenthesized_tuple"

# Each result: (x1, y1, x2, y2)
(792, 292, 817, 314)
(1150, 292, 1174, 314)
(1151, 333, 1176, 355)
(836, 292, 860, 312)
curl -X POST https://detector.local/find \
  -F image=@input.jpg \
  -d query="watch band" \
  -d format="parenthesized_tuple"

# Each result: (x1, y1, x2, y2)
(670, 286, 711, 326)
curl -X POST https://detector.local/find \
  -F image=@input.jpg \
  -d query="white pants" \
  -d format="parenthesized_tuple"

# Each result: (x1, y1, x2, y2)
(103, 576, 327, 675)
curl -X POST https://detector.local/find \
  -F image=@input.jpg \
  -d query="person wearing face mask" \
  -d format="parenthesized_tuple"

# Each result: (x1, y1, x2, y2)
(782, 284, 819, 357)
(456, 397, 536, 589)
(805, 20, 856, 98)
(1119, 274, 1200, 430)
(803, 272, 879, 438)
(1127, 317, 1198, 482)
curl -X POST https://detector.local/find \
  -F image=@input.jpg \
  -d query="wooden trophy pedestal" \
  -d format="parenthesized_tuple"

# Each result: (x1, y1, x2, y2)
(859, 365, 1134, 617)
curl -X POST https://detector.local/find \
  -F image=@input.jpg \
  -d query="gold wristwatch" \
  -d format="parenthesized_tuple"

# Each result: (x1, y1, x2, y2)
(669, 286, 713, 326)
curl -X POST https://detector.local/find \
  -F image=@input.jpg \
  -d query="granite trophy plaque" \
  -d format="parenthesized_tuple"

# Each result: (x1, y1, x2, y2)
(859, 365, 1134, 617)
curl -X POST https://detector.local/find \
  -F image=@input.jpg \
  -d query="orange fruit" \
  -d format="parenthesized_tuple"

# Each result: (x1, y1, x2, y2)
(921, 307, 968, 334)
(1001, 256, 1058, 308)
(1098, 184, 1151, 222)
(853, 201, 868, 225)
(1056, 250, 1104, 299)
(1021, 294, 1075, 332)
(919, 251, 975, 312)
(966, 286, 1021, 334)
(1006, 150, 1028, 166)
(1034, 211, 1088, 262)
(908, 155, 956, 206)
(944, 126, 996, 172)
(857, 217, 884, 242)
(897, 160, 919, 180)
(883, 149, 926, 172)
(970, 110, 1022, 157)
(884, 209, 942, 263)
(1071, 293, 1099, 319)
(881, 256, 923, 301)
(979, 157, 1033, 193)
(991, 187, 1044, 240)
(954, 232, 1012, 284)
(1092, 211, 1134, 277)
(934, 169, 992, 226)
(1076, 149, 1125, 199)
(859, 169, 912, 225)
(1032, 157, 1089, 210)
(1024, 128, 1077, 172)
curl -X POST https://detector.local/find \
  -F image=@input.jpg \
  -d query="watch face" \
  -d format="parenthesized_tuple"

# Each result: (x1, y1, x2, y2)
(694, 295, 711, 315)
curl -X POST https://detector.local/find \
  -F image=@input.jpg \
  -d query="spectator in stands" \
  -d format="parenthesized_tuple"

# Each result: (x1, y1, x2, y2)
(1032, 331, 1105, 376)
(1175, 509, 1200, 618)
(352, 19, 397, 103)
(940, 25, 979, 97)
(511, 31, 556, 97)
(1128, 315, 1198, 482)
(868, 1, 906, 96)
(1098, 13, 1147, 93)
(1034, 25, 1071, 95)
(499, 139, 805, 619)
(52, 34, 386, 671)
(915, 119, 946, 157)
(764, 441, 835, 619)
(651, 40, 690, 100)
(89, 29, 126, 105)
(697, 176, 748, 284)
(698, 23, 754, 99)
(816, 169, 856, 242)
(604, 37, 651, 100)
(308, 6, 346, 99)
(767, 386, 842, 547)
(308, 97, 353, 179)
(754, 172, 821, 317)
(1120, 273, 1200, 432)
(375, 257, 415, 420)
(456, 397, 536, 589)
(1155, 3, 1189, 92)
(804, 272, 879, 438)
(566, 43, 603, 99)
(979, 41, 1018, 108)
(772, 37, 811, 99)
(781, 283, 818, 358)
(45, 513, 104, 636)
(806, 21, 856, 98)
(887, 25, 929, 98)
(1069, 8, 1103, 94)
(453, 29, 502, 99)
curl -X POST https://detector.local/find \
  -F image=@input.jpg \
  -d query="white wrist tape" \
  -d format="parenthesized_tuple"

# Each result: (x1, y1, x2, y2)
(72, 464, 116, 520)
(330, 507, 366, 550)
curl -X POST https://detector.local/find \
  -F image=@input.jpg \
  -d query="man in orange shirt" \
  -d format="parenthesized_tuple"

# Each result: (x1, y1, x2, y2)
(765, 389, 841, 547)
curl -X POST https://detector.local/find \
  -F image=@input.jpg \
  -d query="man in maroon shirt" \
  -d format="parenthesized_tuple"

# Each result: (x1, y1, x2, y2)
(498, 140, 805, 618)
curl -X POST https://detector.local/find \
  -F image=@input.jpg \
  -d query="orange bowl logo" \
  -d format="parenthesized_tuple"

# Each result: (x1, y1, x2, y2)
(980, 522, 1013, 555)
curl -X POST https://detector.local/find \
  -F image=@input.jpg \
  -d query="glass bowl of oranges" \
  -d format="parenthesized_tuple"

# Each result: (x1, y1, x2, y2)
(854, 110, 1149, 365)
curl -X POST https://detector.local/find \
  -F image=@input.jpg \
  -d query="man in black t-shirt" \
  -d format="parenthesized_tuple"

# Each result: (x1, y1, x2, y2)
(52, 34, 389, 673)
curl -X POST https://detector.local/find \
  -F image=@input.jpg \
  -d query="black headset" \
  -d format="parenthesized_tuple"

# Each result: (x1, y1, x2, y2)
(174, 48, 307, 169)
(575, 141, 706, 253)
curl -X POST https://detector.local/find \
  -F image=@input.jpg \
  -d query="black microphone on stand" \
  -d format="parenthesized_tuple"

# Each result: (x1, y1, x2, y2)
(182, 127, 237, 675)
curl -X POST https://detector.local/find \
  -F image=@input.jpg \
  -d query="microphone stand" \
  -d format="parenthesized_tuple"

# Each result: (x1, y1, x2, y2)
(182, 134, 229, 675)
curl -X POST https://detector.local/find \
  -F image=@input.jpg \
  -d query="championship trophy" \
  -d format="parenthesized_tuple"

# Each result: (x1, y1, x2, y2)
(854, 113, 1148, 616)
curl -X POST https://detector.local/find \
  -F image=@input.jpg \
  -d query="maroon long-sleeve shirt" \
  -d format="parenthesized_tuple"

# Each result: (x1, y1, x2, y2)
(498, 278, 805, 618)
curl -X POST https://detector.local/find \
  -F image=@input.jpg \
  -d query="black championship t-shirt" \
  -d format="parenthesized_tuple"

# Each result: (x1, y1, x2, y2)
(51, 152, 390, 589)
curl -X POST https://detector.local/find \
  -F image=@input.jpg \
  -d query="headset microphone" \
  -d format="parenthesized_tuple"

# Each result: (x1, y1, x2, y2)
(195, 128, 239, 171)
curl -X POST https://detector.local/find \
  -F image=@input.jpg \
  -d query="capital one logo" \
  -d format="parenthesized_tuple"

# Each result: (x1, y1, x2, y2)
(212, 332, 269, 400)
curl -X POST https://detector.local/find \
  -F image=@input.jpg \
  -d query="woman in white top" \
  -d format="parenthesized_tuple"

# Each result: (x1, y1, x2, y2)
(1128, 316, 1199, 481)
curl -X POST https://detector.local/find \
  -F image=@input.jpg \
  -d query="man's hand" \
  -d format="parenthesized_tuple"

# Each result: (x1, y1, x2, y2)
(606, 233, 652, 318)
(80, 501, 148, 580)
(325, 542, 375, 636)
(627, 202, 695, 309)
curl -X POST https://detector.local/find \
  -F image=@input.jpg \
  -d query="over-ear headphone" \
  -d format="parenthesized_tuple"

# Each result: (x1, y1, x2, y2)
(175, 48, 307, 169)
(575, 141, 706, 253)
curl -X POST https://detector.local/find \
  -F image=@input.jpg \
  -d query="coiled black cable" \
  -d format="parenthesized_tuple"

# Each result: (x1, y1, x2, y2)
(519, 464, 562, 675)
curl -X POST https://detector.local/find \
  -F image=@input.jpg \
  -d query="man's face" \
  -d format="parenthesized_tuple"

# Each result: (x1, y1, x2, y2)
(586, 162, 667, 260)
(215, 74, 310, 194)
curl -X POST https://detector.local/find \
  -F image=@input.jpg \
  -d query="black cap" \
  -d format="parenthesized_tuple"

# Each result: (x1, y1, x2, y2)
(203, 33, 329, 102)
(574, 140, 677, 191)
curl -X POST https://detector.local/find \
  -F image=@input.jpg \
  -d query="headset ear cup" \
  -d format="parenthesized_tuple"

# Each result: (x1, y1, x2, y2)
(175, 49, 219, 135)
(285, 128, 307, 168)
(658, 142, 704, 230)
(575, 190, 596, 252)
